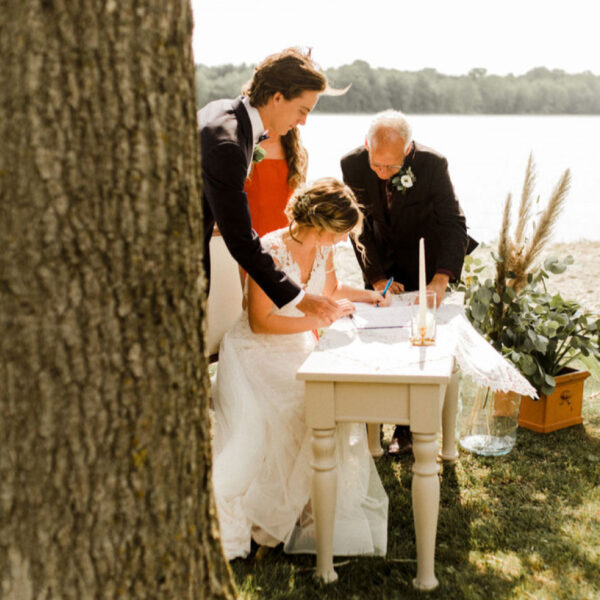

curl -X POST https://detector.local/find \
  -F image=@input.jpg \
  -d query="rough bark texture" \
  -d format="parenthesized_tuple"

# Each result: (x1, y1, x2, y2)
(0, 1, 235, 598)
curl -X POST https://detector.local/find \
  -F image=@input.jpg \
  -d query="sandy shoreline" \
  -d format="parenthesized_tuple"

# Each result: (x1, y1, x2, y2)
(334, 240, 600, 315)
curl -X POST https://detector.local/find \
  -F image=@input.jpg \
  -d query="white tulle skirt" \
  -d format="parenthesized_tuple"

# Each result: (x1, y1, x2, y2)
(211, 314, 388, 560)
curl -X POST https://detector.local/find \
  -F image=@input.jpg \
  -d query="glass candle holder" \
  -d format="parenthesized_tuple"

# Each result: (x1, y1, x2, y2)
(407, 290, 437, 345)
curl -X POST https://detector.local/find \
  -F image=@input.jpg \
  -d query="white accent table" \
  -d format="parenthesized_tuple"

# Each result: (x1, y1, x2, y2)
(296, 319, 459, 590)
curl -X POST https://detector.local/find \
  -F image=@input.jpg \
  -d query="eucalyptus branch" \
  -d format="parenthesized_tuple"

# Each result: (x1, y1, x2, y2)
(551, 343, 577, 373)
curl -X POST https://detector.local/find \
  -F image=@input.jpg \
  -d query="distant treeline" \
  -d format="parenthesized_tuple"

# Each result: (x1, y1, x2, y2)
(195, 60, 600, 114)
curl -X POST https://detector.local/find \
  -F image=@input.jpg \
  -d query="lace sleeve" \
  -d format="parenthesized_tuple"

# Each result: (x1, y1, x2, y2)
(260, 230, 287, 270)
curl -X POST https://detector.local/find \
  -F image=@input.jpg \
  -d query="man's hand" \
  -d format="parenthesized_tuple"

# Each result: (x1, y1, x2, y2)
(373, 278, 404, 295)
(335, 299, 356, 317)
(297, 293, 344, 325)
(427, 273, 450, 307)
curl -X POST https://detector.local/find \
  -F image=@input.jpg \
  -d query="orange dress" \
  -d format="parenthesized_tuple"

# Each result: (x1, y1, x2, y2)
(245, 159, 293, 237)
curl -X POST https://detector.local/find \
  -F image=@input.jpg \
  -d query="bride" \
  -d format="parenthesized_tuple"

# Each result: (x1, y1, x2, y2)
(212, 177, 390, 560)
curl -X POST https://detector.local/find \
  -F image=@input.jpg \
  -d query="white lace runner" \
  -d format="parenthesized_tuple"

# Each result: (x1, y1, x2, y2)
(447, 309, 538, 398)
(323, 295, 537, 398)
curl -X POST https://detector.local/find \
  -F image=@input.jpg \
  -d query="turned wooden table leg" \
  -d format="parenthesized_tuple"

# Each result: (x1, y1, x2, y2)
(411, 432, 440, 591)
(440, 369, 459, 462)
(311, 427, 338, 583)
(367, 423, 384, 457)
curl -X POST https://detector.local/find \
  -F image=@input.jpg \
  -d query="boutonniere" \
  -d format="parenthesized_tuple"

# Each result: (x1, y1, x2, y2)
(252, 145, 266, 164)
(391, 166, 416, 194)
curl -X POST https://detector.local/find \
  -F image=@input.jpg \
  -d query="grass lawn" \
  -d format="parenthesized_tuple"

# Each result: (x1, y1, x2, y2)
(229, 376, 600, 599)
(222, 244, 599, 598)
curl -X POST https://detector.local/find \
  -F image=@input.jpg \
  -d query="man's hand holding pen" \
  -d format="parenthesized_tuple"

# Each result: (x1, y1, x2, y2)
(373, 277, 405, 296)
(376, 276, 396, 307)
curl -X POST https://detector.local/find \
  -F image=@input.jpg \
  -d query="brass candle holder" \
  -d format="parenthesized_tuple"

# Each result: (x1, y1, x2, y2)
(408, 291, 437, 346)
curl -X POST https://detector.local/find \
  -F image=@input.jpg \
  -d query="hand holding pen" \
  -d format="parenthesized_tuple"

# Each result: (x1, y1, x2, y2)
(376, 276, 395, 307)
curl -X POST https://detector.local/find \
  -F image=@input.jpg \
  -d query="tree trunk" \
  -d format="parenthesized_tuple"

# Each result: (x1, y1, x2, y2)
(0, 2, 235, 598)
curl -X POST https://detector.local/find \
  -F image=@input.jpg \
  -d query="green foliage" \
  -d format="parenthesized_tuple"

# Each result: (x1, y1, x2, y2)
(195, 61, 600, 114)
(458, 255, 600, 396)
(195, 63, 253, 108)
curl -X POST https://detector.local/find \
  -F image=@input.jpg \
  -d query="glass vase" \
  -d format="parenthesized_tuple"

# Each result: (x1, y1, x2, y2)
(457, 374, 521, 456)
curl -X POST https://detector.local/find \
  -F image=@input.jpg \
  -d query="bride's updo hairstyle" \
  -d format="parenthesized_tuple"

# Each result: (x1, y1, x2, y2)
(285, 178, 365, 255)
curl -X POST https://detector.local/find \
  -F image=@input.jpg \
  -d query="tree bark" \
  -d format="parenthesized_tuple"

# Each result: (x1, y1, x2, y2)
(0, 1, 235, 598)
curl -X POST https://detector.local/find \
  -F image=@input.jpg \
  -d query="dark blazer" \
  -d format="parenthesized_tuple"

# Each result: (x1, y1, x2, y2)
(198, 97, 300, 308)
(341, 143, 476, 291)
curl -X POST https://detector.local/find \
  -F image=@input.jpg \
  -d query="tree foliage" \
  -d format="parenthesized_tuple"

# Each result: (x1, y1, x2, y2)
(196, 61, 600, 114)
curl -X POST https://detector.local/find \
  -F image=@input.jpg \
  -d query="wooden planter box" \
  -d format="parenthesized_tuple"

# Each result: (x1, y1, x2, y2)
(518, 368, 590, 433)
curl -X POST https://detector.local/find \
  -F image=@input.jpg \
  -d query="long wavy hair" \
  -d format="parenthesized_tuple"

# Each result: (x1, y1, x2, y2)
(281, 127, 308, 190)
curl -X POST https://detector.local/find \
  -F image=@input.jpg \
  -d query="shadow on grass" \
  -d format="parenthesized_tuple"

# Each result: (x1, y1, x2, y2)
(459, 422, 600, 599)
(231, 390, 600, 599)
(231, 455, 516, 599)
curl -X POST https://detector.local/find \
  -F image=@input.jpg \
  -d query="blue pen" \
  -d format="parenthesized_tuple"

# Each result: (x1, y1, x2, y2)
(381, 276, 394, 298)
(377, 276, 394, 307)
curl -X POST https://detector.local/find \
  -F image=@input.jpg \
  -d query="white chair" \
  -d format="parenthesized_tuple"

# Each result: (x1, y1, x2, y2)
(206, 232, 243, 361)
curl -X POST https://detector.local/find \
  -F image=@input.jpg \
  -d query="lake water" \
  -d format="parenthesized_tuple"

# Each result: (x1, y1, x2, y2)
(301, 114, 600, 243)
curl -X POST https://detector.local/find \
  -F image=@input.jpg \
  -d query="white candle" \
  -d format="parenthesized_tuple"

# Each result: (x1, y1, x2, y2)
(418, 237, 427, 331)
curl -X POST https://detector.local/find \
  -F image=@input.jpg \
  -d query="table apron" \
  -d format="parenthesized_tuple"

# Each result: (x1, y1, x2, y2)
(304, 380, 447, 433)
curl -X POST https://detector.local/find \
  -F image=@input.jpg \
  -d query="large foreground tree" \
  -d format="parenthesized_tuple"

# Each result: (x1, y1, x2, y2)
(0, 1, 235, 598)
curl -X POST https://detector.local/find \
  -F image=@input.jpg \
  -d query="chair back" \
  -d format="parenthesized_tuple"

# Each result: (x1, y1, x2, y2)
(206, 234, 243, 359)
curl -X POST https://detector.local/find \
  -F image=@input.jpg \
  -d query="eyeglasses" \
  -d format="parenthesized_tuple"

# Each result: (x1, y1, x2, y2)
(369, 161, 404, 172)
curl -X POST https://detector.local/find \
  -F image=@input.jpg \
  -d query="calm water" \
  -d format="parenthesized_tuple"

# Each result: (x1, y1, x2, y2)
(301, 114, 600, 243)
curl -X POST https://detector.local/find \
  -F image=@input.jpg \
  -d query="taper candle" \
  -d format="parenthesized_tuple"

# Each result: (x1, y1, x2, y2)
(418, 237, 426, 330)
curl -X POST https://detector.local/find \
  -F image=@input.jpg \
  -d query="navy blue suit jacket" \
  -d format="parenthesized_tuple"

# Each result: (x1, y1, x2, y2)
(198, 97, 300, 308)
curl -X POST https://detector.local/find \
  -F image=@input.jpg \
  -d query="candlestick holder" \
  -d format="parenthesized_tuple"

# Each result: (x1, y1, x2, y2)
(407, 290, 437, 346)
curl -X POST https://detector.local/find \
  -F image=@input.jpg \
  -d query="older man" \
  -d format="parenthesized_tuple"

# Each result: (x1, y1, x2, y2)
(341, 110, 477, 454)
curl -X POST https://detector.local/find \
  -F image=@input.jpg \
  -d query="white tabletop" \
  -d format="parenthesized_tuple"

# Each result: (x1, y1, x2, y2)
(297, 309, 456, 384)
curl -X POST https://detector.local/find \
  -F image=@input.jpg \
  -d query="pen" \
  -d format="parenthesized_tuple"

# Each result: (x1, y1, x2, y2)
(381, 276, 394, 298)
(376, 276, 394, 307)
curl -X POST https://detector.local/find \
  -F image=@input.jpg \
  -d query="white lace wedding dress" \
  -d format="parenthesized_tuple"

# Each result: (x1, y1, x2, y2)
(212, 228, 388, 560)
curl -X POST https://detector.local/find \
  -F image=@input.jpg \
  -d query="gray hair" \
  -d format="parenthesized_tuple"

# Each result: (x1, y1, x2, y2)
(367, 110, 413, 152)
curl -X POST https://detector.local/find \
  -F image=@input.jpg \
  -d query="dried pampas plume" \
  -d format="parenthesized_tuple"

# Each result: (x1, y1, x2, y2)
(496, 154, 571, 293)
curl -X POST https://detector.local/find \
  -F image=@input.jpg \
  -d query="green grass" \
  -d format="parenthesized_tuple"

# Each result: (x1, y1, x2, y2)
(224, 245, 599, 598)
(229, 378, 600, 599)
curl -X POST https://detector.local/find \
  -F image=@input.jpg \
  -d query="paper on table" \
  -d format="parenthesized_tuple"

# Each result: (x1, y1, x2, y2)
(349, 302, 412, 329)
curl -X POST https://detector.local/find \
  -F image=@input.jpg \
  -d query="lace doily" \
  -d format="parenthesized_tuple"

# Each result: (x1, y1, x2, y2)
(446, 309, 538, 398)
(320, 298, 538, 399)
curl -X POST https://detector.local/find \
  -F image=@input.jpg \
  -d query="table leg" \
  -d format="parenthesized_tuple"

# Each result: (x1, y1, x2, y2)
(311, 427, 338, 583)
(367, 423, 384, 457)
(411, 432, 440, 591)
(440, 369, 459, 462)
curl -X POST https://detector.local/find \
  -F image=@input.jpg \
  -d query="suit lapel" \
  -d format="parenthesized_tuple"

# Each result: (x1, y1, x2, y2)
(389, 143, 417, 228)
(367, 170, 384, 214)
(389, 184, 405, 229)
(231, 96, 253, 167)
(361, 154, 388, 223)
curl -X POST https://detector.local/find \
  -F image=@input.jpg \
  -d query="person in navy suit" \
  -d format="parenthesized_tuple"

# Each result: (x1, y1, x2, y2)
(341, 110, 477, 454)
(199, 48, 342, 323)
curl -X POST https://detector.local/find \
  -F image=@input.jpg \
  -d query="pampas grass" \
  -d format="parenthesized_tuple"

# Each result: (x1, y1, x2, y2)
(496, 153, 571, 294)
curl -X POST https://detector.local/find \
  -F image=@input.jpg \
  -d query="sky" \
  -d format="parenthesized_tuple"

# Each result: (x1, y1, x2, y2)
(190, 0, 600, 76)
